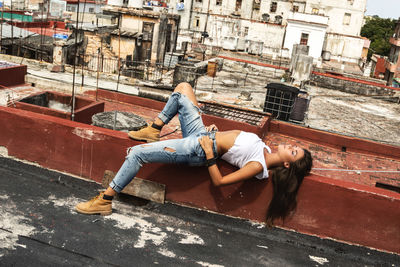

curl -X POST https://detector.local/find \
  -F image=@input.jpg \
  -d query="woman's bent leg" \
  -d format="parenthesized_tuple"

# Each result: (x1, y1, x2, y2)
(128, 82, 205, 142)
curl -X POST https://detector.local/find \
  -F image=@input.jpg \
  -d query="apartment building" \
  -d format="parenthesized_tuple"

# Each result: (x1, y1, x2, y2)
(384, 18, 400, 86)
(102, 3, 180, 64)
(168, 0, 367, 63)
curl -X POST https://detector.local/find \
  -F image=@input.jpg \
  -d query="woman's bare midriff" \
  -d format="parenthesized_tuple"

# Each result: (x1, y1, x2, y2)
(215, 130, 241, 156)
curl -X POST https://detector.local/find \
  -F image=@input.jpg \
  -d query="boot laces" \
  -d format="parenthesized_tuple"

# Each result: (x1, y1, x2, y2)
(89, 192, 103, 203)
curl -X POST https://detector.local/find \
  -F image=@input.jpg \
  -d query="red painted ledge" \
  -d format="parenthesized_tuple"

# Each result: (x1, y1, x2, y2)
(0, 105, 399, 254)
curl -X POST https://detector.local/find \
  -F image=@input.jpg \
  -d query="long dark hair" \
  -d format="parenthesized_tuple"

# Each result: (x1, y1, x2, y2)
(266, 149, 313, 226)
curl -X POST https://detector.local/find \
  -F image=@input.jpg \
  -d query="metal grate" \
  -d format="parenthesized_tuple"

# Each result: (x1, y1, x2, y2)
(201, 102, 265, 126)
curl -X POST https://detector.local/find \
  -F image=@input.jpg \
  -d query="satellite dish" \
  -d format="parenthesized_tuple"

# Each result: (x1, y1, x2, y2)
(262, 13, 270, 22)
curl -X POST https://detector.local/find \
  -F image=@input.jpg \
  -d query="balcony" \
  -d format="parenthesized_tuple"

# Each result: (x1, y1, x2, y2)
(287, 11, 329, 25)
(384, 60, 397, 73)
(389, 37, 400, 47)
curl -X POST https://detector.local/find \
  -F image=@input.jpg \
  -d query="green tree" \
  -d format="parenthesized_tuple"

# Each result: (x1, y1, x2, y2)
(361, 16, 396, 60)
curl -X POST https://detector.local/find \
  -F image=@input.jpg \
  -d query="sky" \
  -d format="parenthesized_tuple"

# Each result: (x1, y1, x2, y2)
(365, 0, 399, 19)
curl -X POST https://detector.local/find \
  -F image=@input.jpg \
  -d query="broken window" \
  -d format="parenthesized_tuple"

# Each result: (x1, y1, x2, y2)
(216, 0, 222, 6)
(311, 8, 319, 14)
(292, 5, 299, 12)
(142, 22, 154, 41)
(270, 2, 277, 13)
(343, 13, 351, 25)
(300, 33, 309, 46)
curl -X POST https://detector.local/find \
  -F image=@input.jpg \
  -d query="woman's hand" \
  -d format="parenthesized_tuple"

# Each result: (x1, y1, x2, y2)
(205, 124, 218, 132)
(199, 135, 214, 159)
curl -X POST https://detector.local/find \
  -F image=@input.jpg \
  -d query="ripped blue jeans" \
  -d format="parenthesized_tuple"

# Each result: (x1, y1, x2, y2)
(109, 92, 218, 193)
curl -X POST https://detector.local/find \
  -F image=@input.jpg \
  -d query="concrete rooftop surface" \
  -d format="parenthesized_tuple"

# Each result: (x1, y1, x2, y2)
(1, 157, 399, 266)
(0, 56, 399, 264)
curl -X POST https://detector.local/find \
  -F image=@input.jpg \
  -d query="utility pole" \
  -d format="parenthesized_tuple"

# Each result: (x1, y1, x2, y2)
(40, 0, 44, 61)
(71, 0, 80, 121)
(0, 3, 4, 53)
(10, 0, 13, 55)
(201, 0, 211, 60)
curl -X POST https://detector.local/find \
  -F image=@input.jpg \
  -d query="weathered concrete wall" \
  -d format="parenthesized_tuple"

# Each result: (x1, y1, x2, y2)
(310, 71, 399, 96)
(306, 0, 367, 36)
(324, 33, 365, 63)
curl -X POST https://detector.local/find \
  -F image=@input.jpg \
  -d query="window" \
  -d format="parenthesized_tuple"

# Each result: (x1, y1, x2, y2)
(66, 5, 76, 12)
(270, 2, 277, 13)
(343, 13, 351, 25)
(195, 0, 202, 3)
(235, 0, 241, 11)
(311, 8, 319, 14)
(347, 0, 354, 5)
(194, 17, 200, 28)
(244, 27, 249, 36)
(216, 0, 222, 5)
(300, 33, 309, 45)
(253, 0, 260, 10)
(89, 7, 94, 13)
(292, 5, 299, 12)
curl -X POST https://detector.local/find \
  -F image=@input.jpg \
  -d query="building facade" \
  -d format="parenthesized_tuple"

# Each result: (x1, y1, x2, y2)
(384, 18, 400, 86)
(168, 0, 367, 63)
(102, 5, 180, 64)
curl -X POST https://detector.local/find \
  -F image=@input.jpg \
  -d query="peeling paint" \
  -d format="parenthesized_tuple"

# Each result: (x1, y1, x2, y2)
(72, 128, 106, 141)
(0, 201, 36, 256)
(196, 261, 224, 267)
(176, 229, 204, 245)
(249, 221, 265, 229)
(157, 248, 176, 258)
(309, 255, 329, 265)
(0, 146, 8, 157)
(43, 194, 80, 208)
(104, 201, 205, 251)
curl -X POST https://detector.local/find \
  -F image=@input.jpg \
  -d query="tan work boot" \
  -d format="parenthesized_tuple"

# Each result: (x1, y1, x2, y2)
(75, 192, 112, 215)
(128, 124, 160, 142)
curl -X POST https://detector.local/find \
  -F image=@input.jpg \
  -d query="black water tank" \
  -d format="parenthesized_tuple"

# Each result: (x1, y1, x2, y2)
(263, 83, 299, 121)
(290, 91, 310, 121)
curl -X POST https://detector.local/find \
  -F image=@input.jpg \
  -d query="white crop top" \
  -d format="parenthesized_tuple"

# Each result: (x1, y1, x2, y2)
(221, 131, 271, 179)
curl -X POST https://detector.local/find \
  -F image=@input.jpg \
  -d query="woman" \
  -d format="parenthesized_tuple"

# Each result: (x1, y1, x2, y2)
(76, 82, 313, 225)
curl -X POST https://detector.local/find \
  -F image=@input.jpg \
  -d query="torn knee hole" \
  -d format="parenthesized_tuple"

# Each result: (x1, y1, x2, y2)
(164, 147, 176, 152)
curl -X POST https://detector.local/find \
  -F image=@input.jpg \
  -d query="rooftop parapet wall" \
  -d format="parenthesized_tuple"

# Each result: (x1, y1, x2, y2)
(0, 101, 399, 254)
(0, 63, 27, 88)
(310, 71, 400, 96)
(269, 120, 400, 161)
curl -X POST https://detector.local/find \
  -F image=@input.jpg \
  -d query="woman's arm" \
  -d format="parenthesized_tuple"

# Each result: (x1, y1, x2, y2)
(199, 136, 263, 186)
